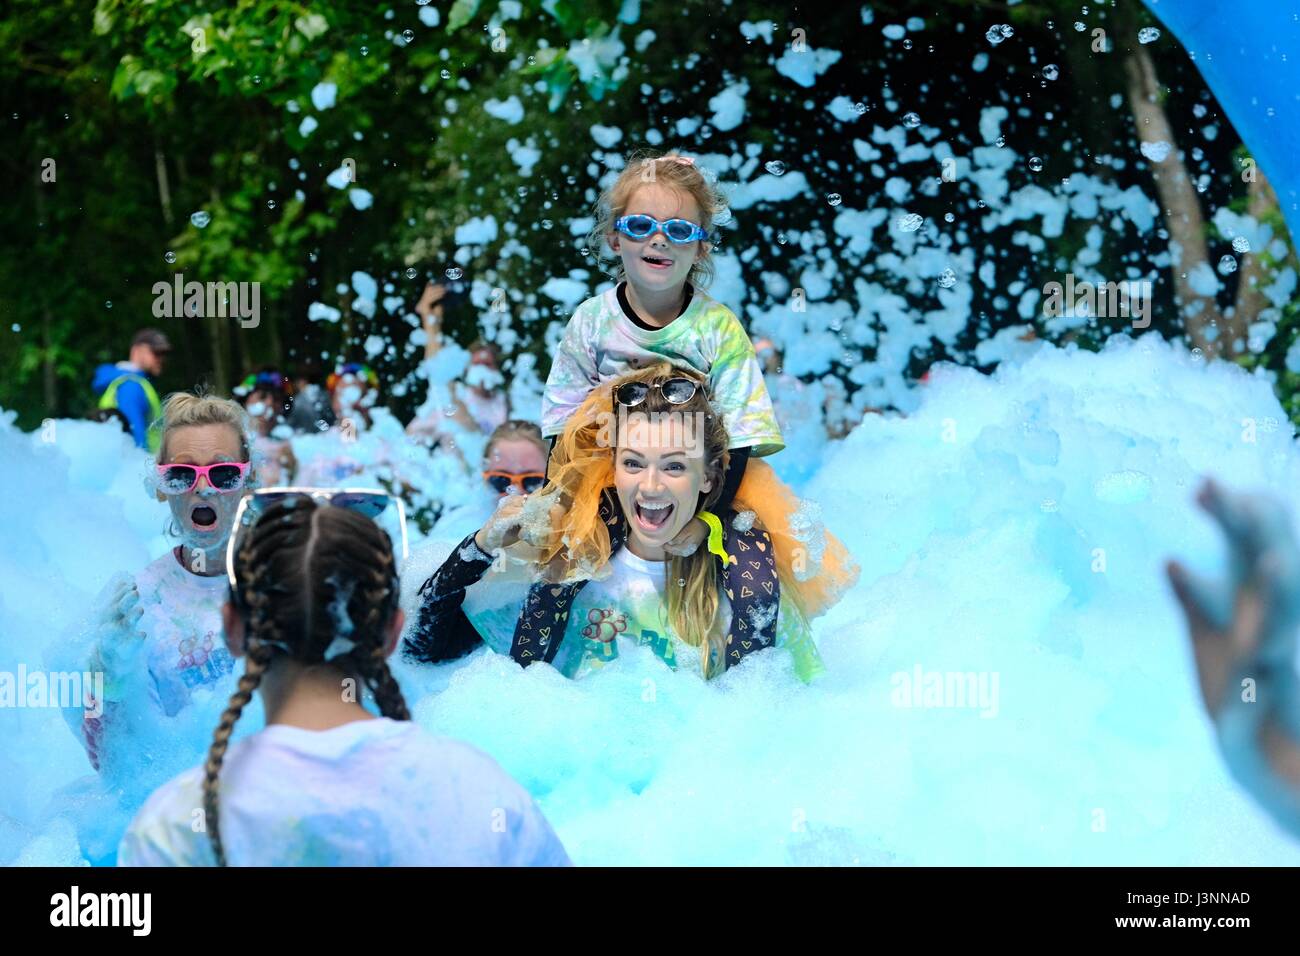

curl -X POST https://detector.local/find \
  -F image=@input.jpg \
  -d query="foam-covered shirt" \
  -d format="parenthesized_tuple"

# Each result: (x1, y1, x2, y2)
(124, 550, 235, 715)
(541, 286, 785, 457)
(70, 550, 236, 774)
(118, 717, 571, 866)
(460, 542, 823, 682)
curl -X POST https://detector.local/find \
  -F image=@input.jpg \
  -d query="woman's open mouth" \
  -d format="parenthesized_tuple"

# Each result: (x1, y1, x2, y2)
(190, 505, 218, 531)
(642, 254, 674, 270)
(635, 500, 674, 532)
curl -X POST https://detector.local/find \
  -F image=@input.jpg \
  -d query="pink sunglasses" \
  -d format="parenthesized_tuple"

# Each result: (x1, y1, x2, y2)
(156, 461, 251, 495)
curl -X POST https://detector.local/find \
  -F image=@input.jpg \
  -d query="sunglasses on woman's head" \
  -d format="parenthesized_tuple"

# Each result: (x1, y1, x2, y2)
(156, 461, 251, 495)
(483, 471, 546, 495)
(614, 215, 708, 244)
(614, 377, 700, 408)
(226, 487, 409, 589)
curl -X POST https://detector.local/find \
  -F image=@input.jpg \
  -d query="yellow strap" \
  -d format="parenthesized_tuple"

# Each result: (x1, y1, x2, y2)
(697, 510, 731, 566)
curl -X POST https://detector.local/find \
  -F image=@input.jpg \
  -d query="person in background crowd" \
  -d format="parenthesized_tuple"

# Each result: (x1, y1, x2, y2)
(406, 282, 510, 458)
(234, 368, 298, 486)
(91, 328, 171, 452)
(285, 359, 335, 434)
(428, 420, 549, 544)
(328, 362, 380, 433)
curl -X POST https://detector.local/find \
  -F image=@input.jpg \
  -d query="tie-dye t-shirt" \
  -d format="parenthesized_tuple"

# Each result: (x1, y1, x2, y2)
(119, 718, 571, 866)
(461, 545, 824, 682)
(541, 286, 785, 457)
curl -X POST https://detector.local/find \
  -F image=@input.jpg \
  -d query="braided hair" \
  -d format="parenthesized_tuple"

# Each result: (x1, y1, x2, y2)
(202, 498, 407, 866)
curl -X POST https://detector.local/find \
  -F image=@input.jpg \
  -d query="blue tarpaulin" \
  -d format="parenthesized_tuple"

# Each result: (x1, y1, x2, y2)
(1143, 0, 1300, 244)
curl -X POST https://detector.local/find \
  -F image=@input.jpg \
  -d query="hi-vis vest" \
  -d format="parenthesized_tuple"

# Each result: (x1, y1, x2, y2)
(98, 373, 163, 453)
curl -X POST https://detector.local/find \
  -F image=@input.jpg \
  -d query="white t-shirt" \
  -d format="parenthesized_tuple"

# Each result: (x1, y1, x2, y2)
(119, 717, 571, 866)
(131, 549, 235, 716)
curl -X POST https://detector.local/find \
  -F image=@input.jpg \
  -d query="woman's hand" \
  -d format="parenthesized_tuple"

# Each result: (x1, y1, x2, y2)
(664, 516, 709, 557)
(474, 493, 529, 556)
(93, 574, 148, 681)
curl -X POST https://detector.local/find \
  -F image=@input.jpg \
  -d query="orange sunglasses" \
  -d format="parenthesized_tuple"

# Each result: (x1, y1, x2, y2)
(482, 470, 546, 495)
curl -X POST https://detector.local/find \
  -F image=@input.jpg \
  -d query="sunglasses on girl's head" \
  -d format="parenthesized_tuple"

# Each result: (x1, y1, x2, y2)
(614, 215, 708, 244)
(482, 471, 546, 495)
(156, 461, 251, 495)
(614, 377, 700, 408)
(226, 487, 409, 589)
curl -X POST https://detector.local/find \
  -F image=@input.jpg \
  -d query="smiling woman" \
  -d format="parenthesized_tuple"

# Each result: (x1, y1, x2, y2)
(65, 392, 255, 778)
(405, 364, 827, 682)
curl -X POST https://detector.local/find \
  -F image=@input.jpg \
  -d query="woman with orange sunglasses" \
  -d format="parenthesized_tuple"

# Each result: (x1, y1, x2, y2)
(429, 420, 549, 544)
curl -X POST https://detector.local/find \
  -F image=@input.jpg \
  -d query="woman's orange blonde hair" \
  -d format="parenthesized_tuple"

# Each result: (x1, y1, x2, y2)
(524, 363, 733, 675)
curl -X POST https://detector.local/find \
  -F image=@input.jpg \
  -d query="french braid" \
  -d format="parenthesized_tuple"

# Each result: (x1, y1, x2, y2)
(202, 497, 406, 865)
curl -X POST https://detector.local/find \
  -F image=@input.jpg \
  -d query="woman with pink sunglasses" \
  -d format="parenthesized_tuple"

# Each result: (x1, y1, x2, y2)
(70, 391, 255, 780)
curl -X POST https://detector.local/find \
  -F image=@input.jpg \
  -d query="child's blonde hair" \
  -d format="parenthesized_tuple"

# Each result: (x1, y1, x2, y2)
(157, 390, 253, 463)
(586, 150, 728, 289)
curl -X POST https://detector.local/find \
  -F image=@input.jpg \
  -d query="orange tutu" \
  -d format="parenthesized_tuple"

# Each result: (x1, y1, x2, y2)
(731, 457, 860, 621)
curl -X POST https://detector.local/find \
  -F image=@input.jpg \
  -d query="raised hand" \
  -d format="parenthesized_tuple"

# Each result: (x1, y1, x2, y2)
(92, 573, 148, 683)
(1167, 478, 1300, 835)
(474, 493, 529, 556)
(415, 282, 447, 327)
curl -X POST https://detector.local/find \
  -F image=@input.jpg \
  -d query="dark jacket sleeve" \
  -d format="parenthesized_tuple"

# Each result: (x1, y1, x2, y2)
(403, 531, 494, 664)
(716, 446, 751, 514)
(720, 509, 781, 672)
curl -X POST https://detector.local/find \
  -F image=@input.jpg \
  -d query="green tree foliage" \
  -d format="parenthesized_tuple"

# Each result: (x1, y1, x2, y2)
(1, 0, 1294, 432)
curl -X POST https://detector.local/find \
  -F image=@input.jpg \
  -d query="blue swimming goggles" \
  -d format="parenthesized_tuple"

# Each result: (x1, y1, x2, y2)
(614, 214, 708, 244)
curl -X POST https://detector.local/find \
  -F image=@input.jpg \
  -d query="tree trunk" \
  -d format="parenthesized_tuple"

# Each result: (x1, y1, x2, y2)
(266, 301, 283, 368)
(207, 313, 228, 394)
(1124, 41, 1232, 357)
(31, 170, 58, 413)
(154, 145, 174, 227)
(231, 311, 250, 382)
(1231, 169, 1279, 336)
